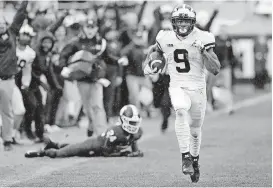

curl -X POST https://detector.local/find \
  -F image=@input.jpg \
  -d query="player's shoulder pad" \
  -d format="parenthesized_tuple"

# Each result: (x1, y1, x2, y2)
(133, 127, 143, 141)
(156, 30, 166, 41)
(156, 30, 172, 50)
(199, 30, 215, 51)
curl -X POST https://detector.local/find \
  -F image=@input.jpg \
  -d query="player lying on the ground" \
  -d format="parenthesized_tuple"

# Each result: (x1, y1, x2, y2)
(25, 105, 144, 158)
(142, 4, 220, 183)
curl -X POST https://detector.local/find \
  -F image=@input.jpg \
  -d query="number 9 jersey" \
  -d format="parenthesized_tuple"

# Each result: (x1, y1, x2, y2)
(156, 27, 215, 90)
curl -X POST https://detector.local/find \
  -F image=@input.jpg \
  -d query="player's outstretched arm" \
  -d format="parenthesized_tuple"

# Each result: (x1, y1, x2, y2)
(202, 48, 221, 75)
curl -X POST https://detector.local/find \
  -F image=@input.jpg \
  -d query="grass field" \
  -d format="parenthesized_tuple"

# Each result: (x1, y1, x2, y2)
(0, 90, 271, 187)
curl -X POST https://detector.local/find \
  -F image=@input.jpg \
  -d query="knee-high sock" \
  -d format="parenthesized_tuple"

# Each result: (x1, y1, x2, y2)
(190, 127, 202, 157)
(175, 110, 191, 153)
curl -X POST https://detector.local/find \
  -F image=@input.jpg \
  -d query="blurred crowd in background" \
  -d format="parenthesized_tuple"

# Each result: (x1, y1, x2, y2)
(0, 0, 271, 151)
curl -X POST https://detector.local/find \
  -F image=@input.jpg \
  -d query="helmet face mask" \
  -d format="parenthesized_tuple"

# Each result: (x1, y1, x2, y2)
(171, 5, 196, 37)
(120, 105, 142, 134)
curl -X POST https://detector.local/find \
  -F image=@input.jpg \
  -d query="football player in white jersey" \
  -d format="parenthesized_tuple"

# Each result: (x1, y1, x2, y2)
(13, 24, 36, 143)
(143, 4, 220, 183)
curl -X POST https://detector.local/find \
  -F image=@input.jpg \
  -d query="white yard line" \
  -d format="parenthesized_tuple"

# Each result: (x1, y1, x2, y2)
(1, 93, 271, 186)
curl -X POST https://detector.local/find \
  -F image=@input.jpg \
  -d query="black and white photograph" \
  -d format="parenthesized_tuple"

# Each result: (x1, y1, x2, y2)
(0, 0, 271, 187)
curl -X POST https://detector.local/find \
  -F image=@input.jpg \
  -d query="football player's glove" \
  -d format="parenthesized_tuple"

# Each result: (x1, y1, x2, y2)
(192, 40, 205, 53)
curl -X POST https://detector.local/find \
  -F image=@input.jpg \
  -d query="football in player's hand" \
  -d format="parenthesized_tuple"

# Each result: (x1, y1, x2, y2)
(149, 51, 166, 73)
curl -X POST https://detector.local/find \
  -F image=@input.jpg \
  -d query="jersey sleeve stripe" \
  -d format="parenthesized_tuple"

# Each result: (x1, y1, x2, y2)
(204, 42, 215, 47)
(205, 44, 215, 50)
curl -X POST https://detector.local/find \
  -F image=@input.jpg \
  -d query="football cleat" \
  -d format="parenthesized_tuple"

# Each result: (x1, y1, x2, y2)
(182, 152, 194, 175)
(190, 156, 200, 183)
(25, 150, 45, 158)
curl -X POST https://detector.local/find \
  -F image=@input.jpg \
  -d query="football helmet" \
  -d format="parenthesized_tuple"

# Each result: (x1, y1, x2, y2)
(171, 4, 196, 37)
(120, 105, 142, 134)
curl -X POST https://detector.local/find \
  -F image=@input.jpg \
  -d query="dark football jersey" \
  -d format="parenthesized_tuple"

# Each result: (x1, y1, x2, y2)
(99, 124, 143, 154)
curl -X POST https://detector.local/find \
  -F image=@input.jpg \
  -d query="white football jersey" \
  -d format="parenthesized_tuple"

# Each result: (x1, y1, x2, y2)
(156, 27, 215, 89)
(16, 45, 36, 70)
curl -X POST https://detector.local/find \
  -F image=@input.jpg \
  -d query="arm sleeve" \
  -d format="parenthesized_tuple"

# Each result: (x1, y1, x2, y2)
(204, 32, 216, 51)
(114, 3, 121, 30)
(155, 30, 166, 52)
(131, 141, 139, 152)
(130, 128, 143, 152)
(133, 128, 143, 141)
(59, 42, 79, 69)
(137, 1, 147, 24)
(10, 1, 28, 35)
(47, 11, 68, 34)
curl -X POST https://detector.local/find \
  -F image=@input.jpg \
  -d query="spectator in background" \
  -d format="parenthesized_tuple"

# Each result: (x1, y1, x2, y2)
(214, 25, 236, 114)
(63, 12, 82, 39)
(195, 9, 219, 32)
(15, 24, 36, 142)
(103, 30, 124, 123)
(0, 0, 28, 151)
(44, 25, 67, 132)
(121, 27, 152, 114)
(113, 2, 147, 112)
(31, 11, 68, 49)
(26, 28, 57, 142)
(55, 12, 86, 128)
(59, 18, 108, 137)
(30, 11, 68, 133)
(253, 34, 269, 89)
(148, 4, 173, 46)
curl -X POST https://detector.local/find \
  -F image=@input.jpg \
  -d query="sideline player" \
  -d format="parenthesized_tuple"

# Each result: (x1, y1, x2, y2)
(14, 24, 36, 143)
(143, 4, 220, 183)
(25, 105, 144, 158)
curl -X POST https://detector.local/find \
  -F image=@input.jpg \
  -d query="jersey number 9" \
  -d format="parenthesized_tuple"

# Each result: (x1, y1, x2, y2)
(174, 49, 190, 73)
